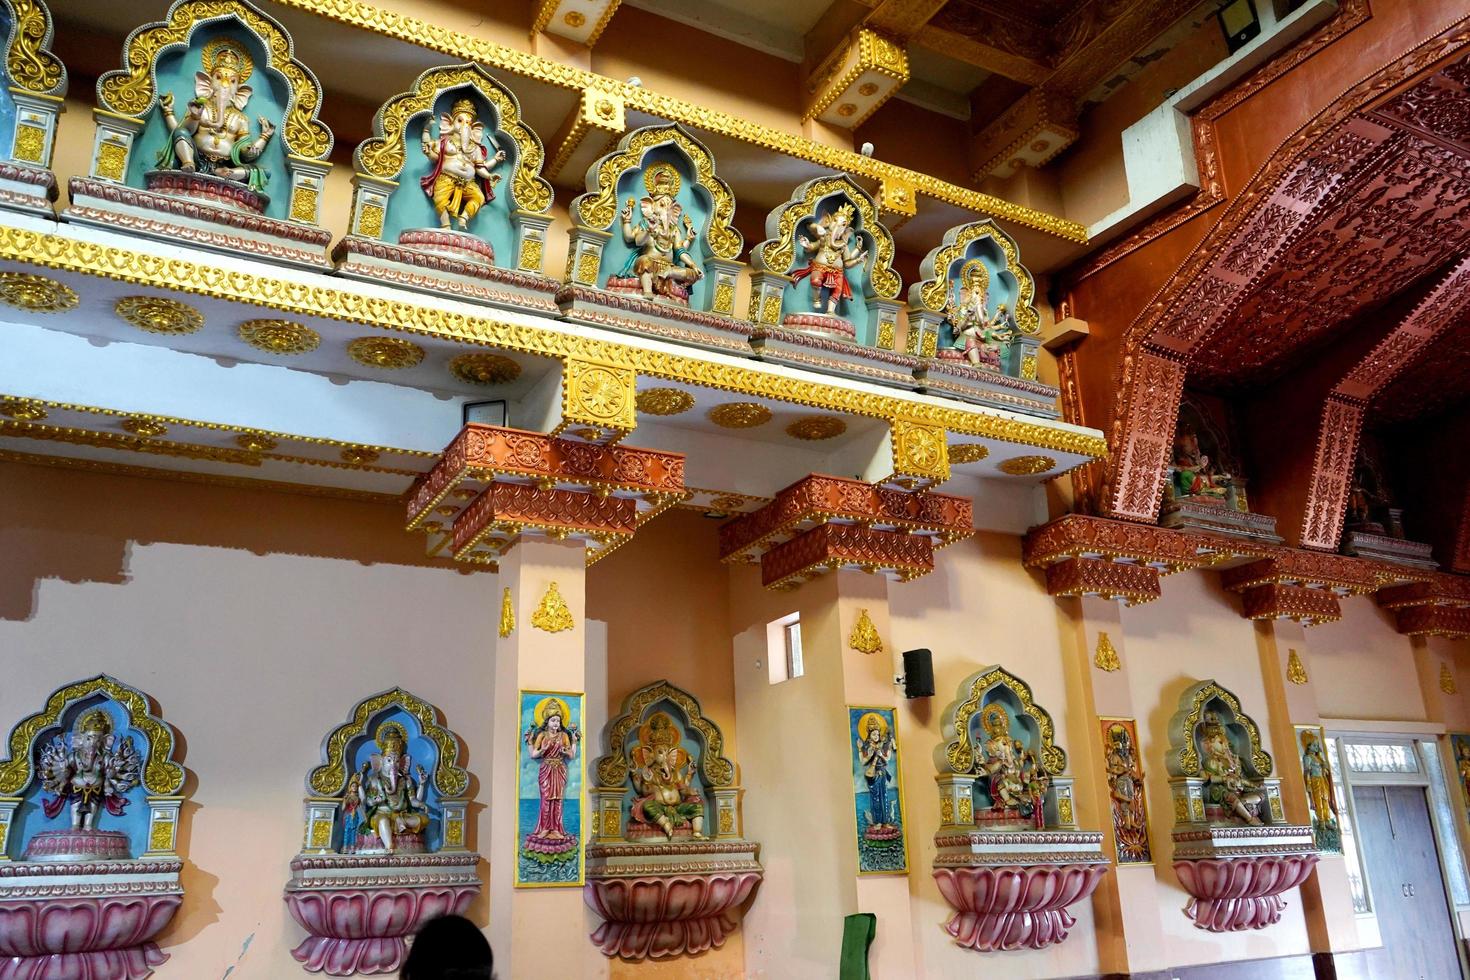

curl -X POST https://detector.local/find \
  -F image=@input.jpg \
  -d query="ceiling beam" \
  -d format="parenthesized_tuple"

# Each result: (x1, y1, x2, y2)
(910, 25, 1051, 86)
(533, 0, 624, 48)
(801, 0, 951, 130)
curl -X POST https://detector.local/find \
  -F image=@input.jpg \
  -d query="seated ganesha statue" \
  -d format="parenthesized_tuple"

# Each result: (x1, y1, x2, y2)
(342, 723, 432, 854)
(629, 712, 706, 840)
(1199, 713, 1264, 825)
(155, 39, 275, 195)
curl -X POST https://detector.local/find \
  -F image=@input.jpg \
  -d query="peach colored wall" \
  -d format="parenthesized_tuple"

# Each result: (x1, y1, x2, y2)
(0, 459, 498, 979)
(1310, 597, 1429, 723)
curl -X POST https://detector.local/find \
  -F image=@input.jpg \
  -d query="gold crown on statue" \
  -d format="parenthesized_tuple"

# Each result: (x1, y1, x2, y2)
(376, 722, 408, 755)
(643, 711, 679, 750)
(202, 39, 254, 84)
(450, 98, 478, 120)
(643, 162, 681, 198)
(77, 709, 112, 737)
(829, 202, 856, 223)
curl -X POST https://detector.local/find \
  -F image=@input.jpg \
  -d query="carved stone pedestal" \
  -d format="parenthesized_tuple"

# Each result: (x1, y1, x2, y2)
(1341, 530, 1437, 570)
(0, 859, 184, 980)
(334, 234, 562, 314)
(1172, 825, 1318, 932)
(749, 323, 921, 390)
(1162, 499, 1283, 544)
(557, 284, 757, 357)
(583, 840, 762, 961)
(284, 853, 481, 976)
(932, 831, 1109, 951)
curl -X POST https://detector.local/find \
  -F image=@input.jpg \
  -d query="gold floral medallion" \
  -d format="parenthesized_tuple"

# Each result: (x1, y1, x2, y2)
(450, 352, 522, 386)
(340, 447, 382, 465)
(997, 454, 1057, 476)
(120, 417, 168, 438)
(948, 443, 990, 464)
(239, 319, 320, 355)
(635, 387, 695, 416)
(235, 433, 277, 452)
(348, 336, 425, 369)
(0, 398, 47, 421)
(114, 296, 204, 335)
(0, 272, 77, 313)
(709, 402, 772, 429)
(785, 415, 847, 441)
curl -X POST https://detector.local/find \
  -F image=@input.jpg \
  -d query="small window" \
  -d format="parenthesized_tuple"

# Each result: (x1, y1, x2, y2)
(766, 612, 803, 685)
(784, 620, 804, 680)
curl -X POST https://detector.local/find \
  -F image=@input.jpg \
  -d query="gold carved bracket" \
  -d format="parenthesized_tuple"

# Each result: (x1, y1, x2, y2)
(593, 680, 735, 790)
(889, 417, 950, 485)
(1166, 678, 1273, 779)
(751, 174, 900, 300)
(3, 0, 66, 96)
(936, 665, 1066, 777)
(307, 687, 470, 798)
(911, 219, 1040, 335)
(571, 123, 742, 260)
(96, 0, 332, 160)
(355, 62, 552, 214)
(0, 674, 185, 796)
(560, 356, 636, 435)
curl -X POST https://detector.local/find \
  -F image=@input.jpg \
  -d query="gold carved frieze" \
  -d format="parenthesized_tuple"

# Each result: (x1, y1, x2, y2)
(0, 674, 185, 796)
(912, 219, 1041, 335)
(307, 687, 469, 797)
(0, 271, 76, 312)
(572, 124, 741, 260)
(5, 0, 67, 96)
(753, 175, 900, 300)
(96, 0, 333, 161)
(940, 666, 1066, 778)
(355, 63, 552, 214)
(593, 679, 735, 790)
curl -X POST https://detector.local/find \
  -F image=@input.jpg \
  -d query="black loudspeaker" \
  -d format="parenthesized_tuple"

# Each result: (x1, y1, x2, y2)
(902, 648, 935, 699)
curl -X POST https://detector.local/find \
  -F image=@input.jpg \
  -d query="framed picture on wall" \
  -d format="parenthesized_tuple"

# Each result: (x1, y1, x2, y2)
(1296, 725, 1342, 854)
(516, 690, 585, 887)
(1099, 717, 1152, 864)
(1449, 733, 1470, 827)
(847, 705, 909, 874)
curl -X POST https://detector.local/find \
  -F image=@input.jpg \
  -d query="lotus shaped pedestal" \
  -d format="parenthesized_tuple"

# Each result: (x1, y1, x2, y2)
(1174, 854, 1320, 931)
(284, 852, 481, 976)
(584, 839, 762, 961)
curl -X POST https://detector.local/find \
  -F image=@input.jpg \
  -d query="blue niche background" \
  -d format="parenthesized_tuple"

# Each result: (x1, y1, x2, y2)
(938, 236, 1021, 350)
(127, 23, 294, 221)
(0, 6, 17, 154)
(848, 706, 906, 873)
(967, 687, 1041, 810)
(619, 700, 712, 824)
(597, 144, 714, 310)
(10, 694, 152, 859)
(1192, 697, 1257, 776)
(385, 86, 520, 267)
(779, 191, 876, 343)
(341, 708, 444, 851)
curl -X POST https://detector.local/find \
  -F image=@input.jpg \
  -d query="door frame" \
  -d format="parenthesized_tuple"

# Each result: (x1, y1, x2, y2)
(1322, 719, 1470, 976)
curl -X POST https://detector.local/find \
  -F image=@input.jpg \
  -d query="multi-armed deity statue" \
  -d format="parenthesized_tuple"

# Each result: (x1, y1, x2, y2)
(418, 98, 505, 232)
(586, 681, 761, 961)
(849, 706, 907, 873)
(792, 201, 868, 318)
(1102, 719, 1152, 864)
(154, 39, 275, 196)
(0, 676, 189, 977)
(1161, 398, 1283, 542)
(931, 667, 1107, 953)
(287, 689, 479, 976)
(611, 163, 704, 305)
(1165, 680, 1317, 932)
(1338, 440, 1438, 568)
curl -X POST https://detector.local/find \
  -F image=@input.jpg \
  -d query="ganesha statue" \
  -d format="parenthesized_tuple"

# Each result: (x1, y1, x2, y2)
(931, 666, 1107, 953)
(1165, 680, 1317, 932)
(286, 689, 479, 976)
(418, 98, 505, 232)
(1160, 399, 1283, 543)
(792, 202, 868, 318)
(612, 163, 704, 304)
(0, 676, 188, 979)
(154, 39, 275, 197)
(585, 680, 761, 961)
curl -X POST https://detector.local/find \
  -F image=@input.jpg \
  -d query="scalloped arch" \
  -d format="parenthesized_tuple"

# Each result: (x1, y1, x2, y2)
(936, 664, 1066, 777)
(95, 0, 332, 160)
(752, 174, 900, 300)
(307, 687, 470, 798)
(911, 219, 1040, 335)
(3, 0, 66, 96)
(355, 62, 552, 215)
(593, 679, 736, 790)
(1167, 678, 1273, 779)
(0, 674, 185, 796)
(571, 123, 742, 260)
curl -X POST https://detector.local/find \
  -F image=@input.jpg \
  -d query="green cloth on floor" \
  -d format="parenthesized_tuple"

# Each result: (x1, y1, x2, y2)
(839, 912, 877, 980)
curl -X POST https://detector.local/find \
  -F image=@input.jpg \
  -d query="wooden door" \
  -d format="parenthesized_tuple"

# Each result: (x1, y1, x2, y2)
(1353, 785, 1463, 980)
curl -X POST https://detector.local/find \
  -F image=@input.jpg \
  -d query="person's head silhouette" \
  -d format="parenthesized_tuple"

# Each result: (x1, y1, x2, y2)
(401, 914, 493, 980)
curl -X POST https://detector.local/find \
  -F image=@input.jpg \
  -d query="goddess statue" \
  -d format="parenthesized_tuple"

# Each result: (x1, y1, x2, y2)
(419, 98, 506, 231)
(1298, 730, 1337, 828)
(37, 709, 141, 831)
(523, 697, 581, 855)
(630, 712, 705, 840)
(1170, 429, 1232, 503)
(856, 713, 896, 832)
(155, 39, 275, 192)
(355, 724, 431, 853)
(616, 163, 703, 303)
(792, 202, 868, 316)
(1200, 714, 1263, 825)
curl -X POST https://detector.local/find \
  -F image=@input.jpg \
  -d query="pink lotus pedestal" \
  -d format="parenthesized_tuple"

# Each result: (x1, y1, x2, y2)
(284, 852, 480, 976)
(584, 839, 762, 961)
(0, 860, 184, 980)
(931, 831, 1110, 952)
(1171, 824, 1318, 931)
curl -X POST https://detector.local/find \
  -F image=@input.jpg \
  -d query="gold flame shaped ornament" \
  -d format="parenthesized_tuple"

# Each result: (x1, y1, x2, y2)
(499, 587, 515, 638)
(532, 582, 574, 633)
(848, 608, 883, 655)
(1286, 649, 1308, 686)
(1093, 632, 1120, 672)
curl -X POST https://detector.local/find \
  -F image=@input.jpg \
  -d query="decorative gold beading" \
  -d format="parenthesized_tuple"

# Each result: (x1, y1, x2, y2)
(307, 687, 469, 797)
(114, 295, 204, 335)
(499, 586, 515, 638)
(1286, 649, 1308, 685)
(121, 417, 168, 438)
(96, 0, 333, 160)
(635, 387, 694, 416)
(0, 271, 76, 312)
(347, 336, 425, 369)
(785, 415, 847, 441)
(943, 666, 1066, 777)
(239, 319, 320, 355)
(848, 608, 883, 655)
(355, 63, 551, 214)
(998, 455, 1056, 476)
(6, 0, 66, 95)
(450, 352, 521, 386)
(709, 402, 771, 429)
(340, 446, 381, 465)
(915, 220, 1041, 335)
(755, 175, 900, 299)
(0, 675, 184, 796)
(1093, 632, 1121, 672)
(532, 581, 574, 633)
(576, 125, 741, 260)
(0, 398, 46, 421)
(235, 432, 277, 452)
(948, 443, 989, 464)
